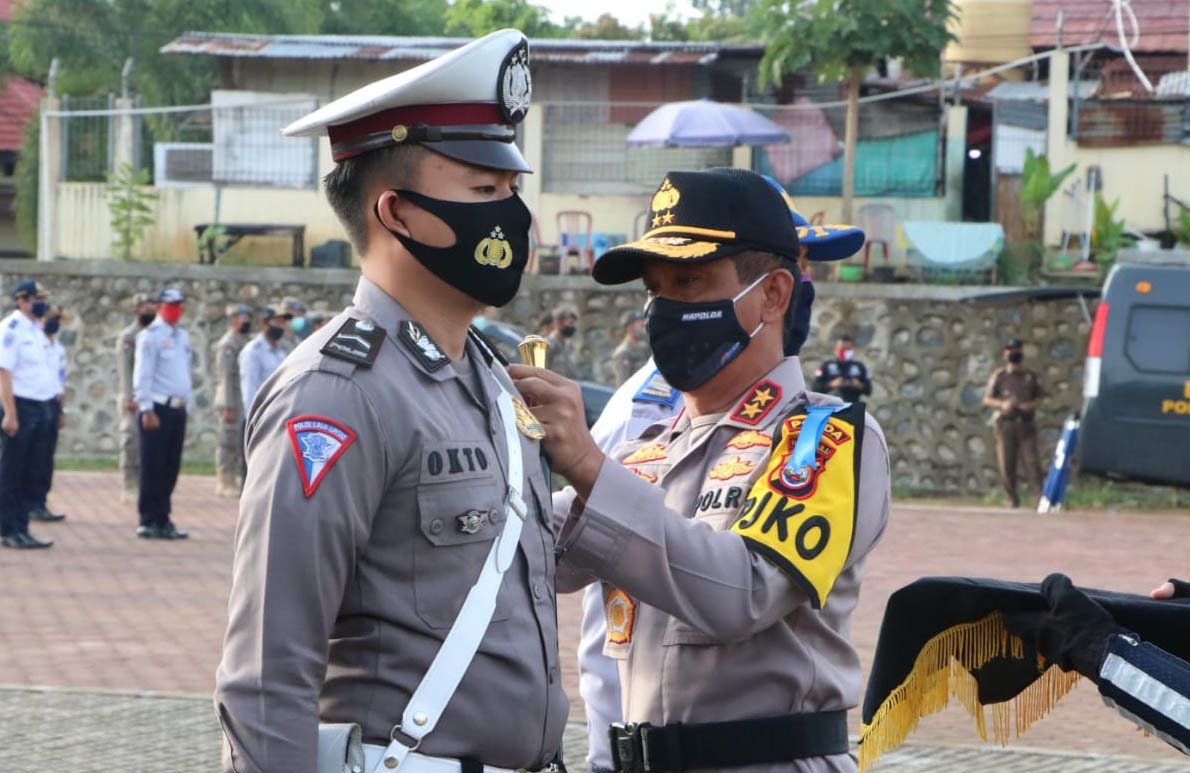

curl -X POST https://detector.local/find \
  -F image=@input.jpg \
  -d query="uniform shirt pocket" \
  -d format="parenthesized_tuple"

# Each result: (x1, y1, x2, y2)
(413, 478, 509, 629)
(662, 617, 727, 646)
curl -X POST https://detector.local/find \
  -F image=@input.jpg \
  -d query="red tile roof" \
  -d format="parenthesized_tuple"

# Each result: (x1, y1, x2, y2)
(0, 76, 44, 152)
(1031, 0, 1188, 53)
(0, 0, 17, 22)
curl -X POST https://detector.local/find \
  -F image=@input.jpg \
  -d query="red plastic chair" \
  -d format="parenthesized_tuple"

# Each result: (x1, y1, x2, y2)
(556, 210, 594, 274)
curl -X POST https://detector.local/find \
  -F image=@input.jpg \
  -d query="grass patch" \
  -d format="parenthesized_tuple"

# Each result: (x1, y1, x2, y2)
(896, 476, 1187, 511)
(57, 456, 217, 477)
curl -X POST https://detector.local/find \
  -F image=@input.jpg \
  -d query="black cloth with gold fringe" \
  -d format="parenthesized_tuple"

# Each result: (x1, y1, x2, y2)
(858, 576, 1190, 771)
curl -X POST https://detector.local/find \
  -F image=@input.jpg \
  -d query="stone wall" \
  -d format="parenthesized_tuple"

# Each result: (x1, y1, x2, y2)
(1, 259, 1089, 496)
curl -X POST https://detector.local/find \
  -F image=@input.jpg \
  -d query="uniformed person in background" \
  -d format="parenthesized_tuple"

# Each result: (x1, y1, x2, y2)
(545, 303, 581, 379)
(982, 338, 1045, 508)
(0, 280, 59, 549)
(213, 303, 252, 497)
(216, 30, 566, 773)
(277, 296, 307, 351)
(133, 287, 191, 540)
(306, 310, 331, 333)
(812, 333, 872, 403)
(513, 168, 891, 773)
(27, 305, 68, 523)
(116, 293, 156, 502)
(237, 305, 290, 417)
(609, 309, 648, 386)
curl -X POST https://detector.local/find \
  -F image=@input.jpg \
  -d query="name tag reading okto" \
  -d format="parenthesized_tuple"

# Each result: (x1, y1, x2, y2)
(731, 404, 865, 609)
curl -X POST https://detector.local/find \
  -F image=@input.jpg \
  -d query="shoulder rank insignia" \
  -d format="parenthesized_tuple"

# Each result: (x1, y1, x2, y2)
(605, 587, 637, 645)
(730, 402, 866, 609)
(398, 320, 448, 372)
(726, 430, 772, 451)
(286, 415, 357, 498)
(634, 369, 680, 409)
(708, 456, 756, 481)
(321, 318, 385, 368)
(730, 380, 782, 425)
(622, 442, 667, 465)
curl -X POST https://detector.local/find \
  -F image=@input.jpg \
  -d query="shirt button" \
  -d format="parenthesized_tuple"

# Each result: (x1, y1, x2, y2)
(549, 666, 558, 684)
(532, 582, 544, 599)
(429, 519, 443, 535)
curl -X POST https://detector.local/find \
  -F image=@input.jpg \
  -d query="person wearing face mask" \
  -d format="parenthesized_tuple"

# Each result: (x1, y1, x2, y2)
(237, 306, 291, 421)
(116, 293, 157, 503)
(133, 286, 193, 540)
(982, 338, 1045, 508)
(213, 303, 253, 497)
(0, 280, 60, 549)
(545, 303, 582, 379)
(812, 334, 872, 403)
(512, 168, 891, 773)
(609, 310, 649, 386)
(216, 31, 567, 773)
(25, 305, 69, 525)
(278, 296, 308, 351)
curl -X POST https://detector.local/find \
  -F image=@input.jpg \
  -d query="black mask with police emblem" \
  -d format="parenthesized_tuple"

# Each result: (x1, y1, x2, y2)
(383, 190, 531, 308)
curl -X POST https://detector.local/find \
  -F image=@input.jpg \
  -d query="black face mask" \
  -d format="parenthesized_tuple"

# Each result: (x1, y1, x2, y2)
(31, 300, 48, 318)
(44, 319, 60, 335)
(266, 325, 285, 341)
(383, 190, 531, 308)
(138, 313, 156, 327)
(561, 325, 577, 338)
(238, 320, 252, 336)
(1007, 350, 1024, 364)
(646, 273, 769, 393)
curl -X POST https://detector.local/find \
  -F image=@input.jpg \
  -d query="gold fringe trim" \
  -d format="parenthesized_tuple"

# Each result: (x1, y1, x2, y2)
(858, 612, 1082, 772)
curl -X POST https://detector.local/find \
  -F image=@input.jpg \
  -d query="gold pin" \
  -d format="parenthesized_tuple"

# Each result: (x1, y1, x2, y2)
(512, 397, 546, 441)
(391, 125, 409, 143)
(518, 334, 549, 369)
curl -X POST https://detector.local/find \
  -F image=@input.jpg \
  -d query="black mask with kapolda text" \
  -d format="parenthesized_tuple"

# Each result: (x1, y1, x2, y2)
(381, 190, 531, 308)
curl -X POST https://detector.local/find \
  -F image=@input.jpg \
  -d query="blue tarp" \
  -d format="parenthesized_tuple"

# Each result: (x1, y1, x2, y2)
(758, 129, 939, 198)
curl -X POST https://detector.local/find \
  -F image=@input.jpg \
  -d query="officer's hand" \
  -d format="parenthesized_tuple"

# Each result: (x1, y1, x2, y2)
(1003, 573, 1123, 681)
(1152, 579, 1190, 600)
(508, 365, 604, 492)
(829, 377, 845, 389)
(57, 410, 66, 430)
(219, 408, 237, 424)
(124, 399, 138, 414)
(140, 410, 160, 432)
(1, 412, 17, 437)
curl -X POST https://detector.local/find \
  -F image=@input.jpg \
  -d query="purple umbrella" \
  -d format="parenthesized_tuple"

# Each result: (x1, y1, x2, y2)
(626, 99, 790, 148)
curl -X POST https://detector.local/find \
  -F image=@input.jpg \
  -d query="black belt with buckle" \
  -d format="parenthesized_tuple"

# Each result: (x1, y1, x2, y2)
(609, 711, 848, 772)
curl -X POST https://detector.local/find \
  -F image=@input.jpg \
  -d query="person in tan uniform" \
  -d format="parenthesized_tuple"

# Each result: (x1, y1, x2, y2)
(213, 303, 252, 497)
(215, 30, 567, 773)
(115, 293, 156, 502)
(545, 303, 581, 379)
(609, 309, 649, 385)
(982, 339, 1045, 508)
(513, 168, 891, 773)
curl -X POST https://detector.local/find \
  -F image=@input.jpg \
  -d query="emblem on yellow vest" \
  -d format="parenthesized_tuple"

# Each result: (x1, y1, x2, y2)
(730, 404, 863, 609)
(474, 226, 513, 268)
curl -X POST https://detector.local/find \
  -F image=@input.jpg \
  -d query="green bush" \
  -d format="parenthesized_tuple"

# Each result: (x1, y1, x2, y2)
(13, 117, 39, 253)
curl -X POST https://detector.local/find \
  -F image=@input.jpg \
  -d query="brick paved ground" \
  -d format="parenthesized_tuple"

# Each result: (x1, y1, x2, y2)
(1, 471, 1188, 771)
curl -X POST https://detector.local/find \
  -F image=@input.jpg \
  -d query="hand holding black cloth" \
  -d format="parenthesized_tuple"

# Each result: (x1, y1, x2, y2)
(1003, 573, 1125, 680)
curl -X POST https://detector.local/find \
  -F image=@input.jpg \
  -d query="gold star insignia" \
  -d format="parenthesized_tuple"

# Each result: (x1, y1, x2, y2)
(752, 387, 775, 406)
(661, 212, 676, 224)
(739, 402, 763, 419)
(652, 215, 663, 228)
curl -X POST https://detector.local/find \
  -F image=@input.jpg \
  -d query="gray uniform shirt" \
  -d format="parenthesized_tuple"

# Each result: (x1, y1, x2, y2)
(215, 277, 566, 773)
(555, 357, 891, 773)
(237, 334, 287, 416)
(117, 322, 139, 404)
(213, 329, 245, 413)
(133, 319, 192, 412)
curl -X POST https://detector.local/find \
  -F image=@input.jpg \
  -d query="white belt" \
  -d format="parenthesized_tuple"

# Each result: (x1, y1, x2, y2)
(362, 744, 522, 773)
(151, 394, 187, 408)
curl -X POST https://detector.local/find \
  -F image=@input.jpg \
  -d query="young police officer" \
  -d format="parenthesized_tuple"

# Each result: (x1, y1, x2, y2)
(514, 169, 891, 773)
(215, 30, 566, 773)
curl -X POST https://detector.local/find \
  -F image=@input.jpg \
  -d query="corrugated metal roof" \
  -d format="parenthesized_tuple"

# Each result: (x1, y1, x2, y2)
(1031, 0, 1188, 53)
(160, 32, 762, 65)
(985, 80, 1100, 101)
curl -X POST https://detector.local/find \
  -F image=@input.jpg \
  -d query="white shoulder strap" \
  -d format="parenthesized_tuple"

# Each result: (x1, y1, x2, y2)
(377, 373, 528, 770)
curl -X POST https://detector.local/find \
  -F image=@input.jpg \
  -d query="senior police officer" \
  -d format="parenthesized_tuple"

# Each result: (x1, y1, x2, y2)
(215, 30, 566, 773)
(133, 287, 191, 540)
(513, 168, 891, 773)
(0, 280, 59, 549)
(214, 303, 252, 497)
(237, 305, 290, 418)
(116, 293, 156, 502)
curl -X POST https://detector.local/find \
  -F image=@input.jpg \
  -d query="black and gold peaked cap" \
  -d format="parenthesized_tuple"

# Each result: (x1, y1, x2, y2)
(592, 167, 801, 285)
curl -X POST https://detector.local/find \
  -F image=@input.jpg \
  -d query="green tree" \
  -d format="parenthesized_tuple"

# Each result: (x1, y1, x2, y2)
(319, 0, 448, 36)
(106, 161, 158, 259)
(759, 0, 958, 222)
(572, 13, 643, 40)
(444, 0, 564, 38)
